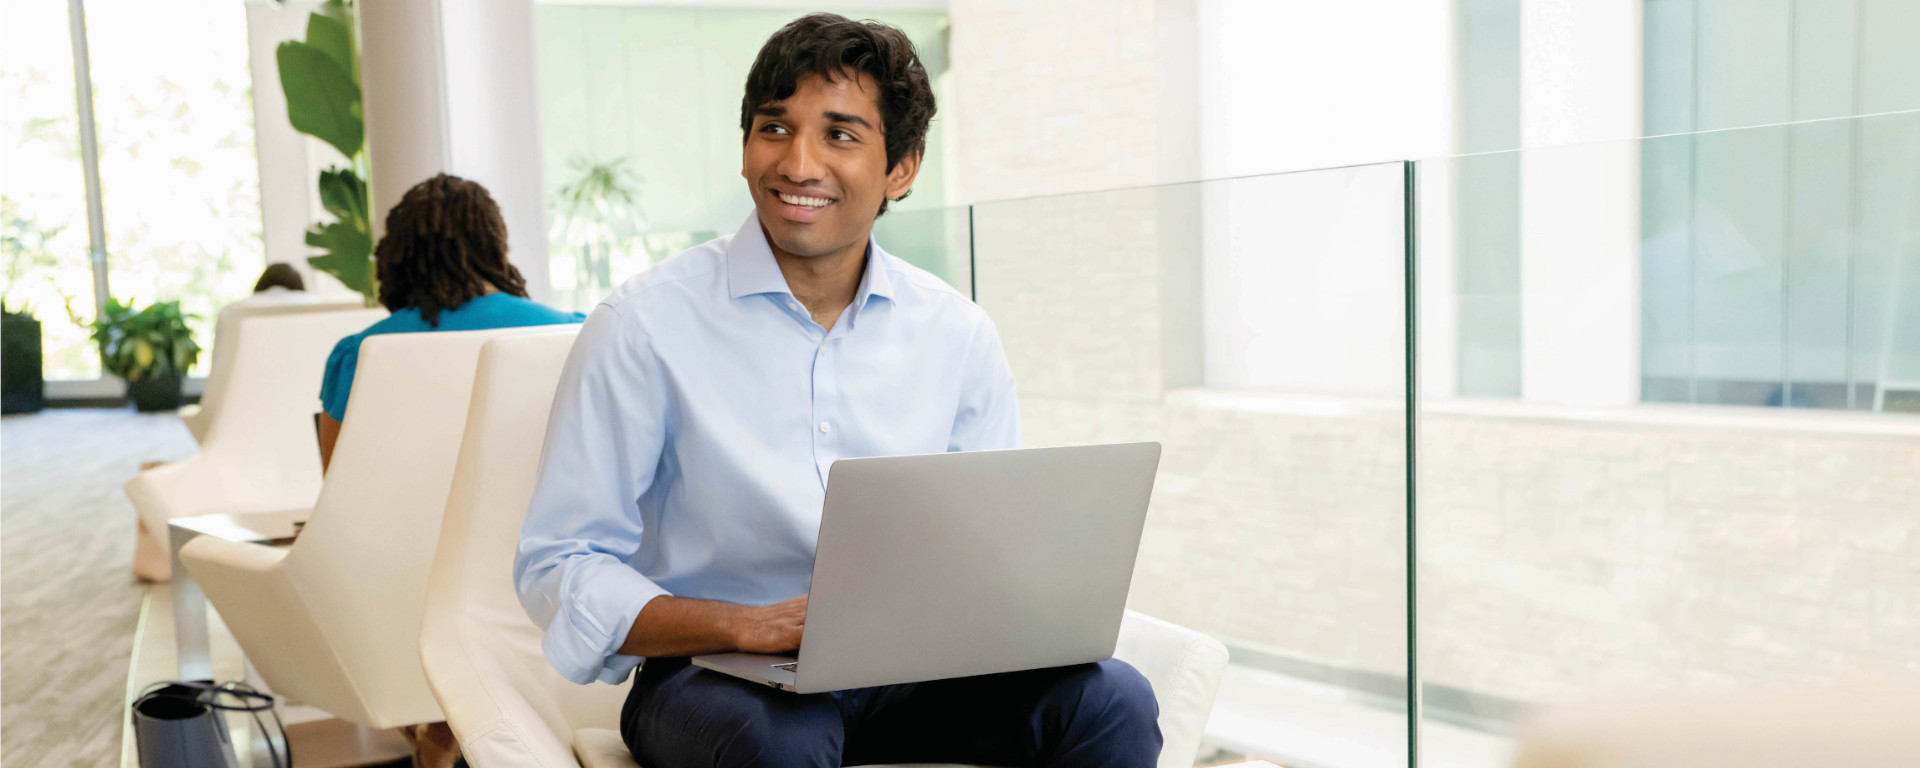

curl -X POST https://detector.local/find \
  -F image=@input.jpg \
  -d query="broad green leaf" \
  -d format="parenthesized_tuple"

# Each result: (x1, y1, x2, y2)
(306, 220, 375, 299)
(305, 12, 355, 79)
(278, 42, 363, 158)
(316, 167, 369, 231)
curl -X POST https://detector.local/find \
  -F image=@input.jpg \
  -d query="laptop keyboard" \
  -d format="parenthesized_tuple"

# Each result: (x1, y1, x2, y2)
(773, 662, 798, 672)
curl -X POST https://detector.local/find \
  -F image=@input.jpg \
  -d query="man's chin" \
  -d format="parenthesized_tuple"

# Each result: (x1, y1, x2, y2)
(759, 213, 837, 258)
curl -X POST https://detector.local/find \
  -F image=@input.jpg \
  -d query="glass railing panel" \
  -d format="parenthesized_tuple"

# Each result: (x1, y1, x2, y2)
(872, 203, 973, 296)
(972, 163, 1412, 767)
(1413, 109, 1920, 765)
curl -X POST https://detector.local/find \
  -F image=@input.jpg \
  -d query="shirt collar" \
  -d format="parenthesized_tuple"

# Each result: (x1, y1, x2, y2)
(724, 213, 896, 320)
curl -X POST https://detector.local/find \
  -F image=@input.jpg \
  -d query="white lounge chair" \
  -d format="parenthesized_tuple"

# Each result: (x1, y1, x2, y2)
(180, 326, 556, 729)
(127, 308, 387, 581)
(180, 294, 365, 443)
(418, 330, 1231, 767)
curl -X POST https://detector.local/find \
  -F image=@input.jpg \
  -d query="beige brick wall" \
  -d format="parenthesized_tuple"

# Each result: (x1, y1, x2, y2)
(948, 0, 1162, 202)
(1420, 415, 1920, 702)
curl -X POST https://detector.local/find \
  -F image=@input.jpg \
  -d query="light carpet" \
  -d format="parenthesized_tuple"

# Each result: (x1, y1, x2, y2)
(2, 409, 196, 768)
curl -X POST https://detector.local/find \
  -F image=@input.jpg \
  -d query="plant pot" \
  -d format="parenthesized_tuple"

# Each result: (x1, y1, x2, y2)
(1, 317, 44, 414)
(127, 372, 183, 412)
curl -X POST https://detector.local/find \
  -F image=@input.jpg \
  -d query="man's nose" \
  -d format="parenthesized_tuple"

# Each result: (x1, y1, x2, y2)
(776, 134, 822, 184)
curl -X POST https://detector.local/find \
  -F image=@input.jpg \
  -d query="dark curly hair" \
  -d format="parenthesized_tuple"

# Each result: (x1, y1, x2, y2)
(375, 173, 527, 326)
(740, 13, 935, 214)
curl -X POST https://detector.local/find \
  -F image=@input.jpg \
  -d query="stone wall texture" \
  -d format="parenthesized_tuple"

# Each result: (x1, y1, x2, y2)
(948, 0, 1162, 203)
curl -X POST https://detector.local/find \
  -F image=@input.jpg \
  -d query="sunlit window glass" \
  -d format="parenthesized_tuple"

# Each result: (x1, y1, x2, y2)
(0, 2, 101, 380)
(85, 0, 263, 376)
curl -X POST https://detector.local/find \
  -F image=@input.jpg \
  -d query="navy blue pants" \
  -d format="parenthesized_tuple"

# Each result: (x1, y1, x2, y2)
(620, 657, 1162, 768)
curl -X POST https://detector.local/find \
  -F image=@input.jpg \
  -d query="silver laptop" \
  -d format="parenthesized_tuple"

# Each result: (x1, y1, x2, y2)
(693, 442, 1161, 694)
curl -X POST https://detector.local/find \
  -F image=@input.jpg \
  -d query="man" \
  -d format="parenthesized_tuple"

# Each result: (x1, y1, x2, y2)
(515, 14, 1160, 767)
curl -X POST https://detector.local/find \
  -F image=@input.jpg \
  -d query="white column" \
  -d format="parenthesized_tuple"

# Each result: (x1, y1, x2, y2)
(439, 0, 551, 301)
(358, 0, 551, 301)
(1518, 0, 1643, 406)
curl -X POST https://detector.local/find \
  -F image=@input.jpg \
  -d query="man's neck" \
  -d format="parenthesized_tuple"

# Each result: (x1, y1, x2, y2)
(766, 226, 869, 324)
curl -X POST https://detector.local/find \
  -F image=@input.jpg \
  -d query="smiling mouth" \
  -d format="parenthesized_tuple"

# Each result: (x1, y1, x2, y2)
(777, 191, 834, 208)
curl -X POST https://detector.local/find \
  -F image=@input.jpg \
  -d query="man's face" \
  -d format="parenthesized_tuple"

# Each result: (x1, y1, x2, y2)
(743, 71, 920, 260)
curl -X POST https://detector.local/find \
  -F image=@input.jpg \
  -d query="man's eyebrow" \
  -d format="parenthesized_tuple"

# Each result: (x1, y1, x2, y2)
(755, 105, 787, 118)
(823, 111, 874, 129)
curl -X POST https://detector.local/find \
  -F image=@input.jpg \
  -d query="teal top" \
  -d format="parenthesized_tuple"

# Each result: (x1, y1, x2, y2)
(320, 293, 584, 420)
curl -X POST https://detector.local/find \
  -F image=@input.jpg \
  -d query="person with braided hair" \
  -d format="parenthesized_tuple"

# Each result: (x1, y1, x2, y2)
(316, 173, 581, 472)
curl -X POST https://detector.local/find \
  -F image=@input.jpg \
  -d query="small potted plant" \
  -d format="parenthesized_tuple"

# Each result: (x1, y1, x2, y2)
(1, 299, 43, 414)
(90, 298, 201, 412)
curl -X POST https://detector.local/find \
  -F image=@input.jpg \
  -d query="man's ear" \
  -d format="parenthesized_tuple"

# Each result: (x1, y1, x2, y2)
(884, 149, 922, 201)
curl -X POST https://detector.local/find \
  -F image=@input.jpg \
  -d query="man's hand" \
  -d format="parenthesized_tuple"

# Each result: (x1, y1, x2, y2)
(619, 594, 808, 658)
(729, 594, 808, 654)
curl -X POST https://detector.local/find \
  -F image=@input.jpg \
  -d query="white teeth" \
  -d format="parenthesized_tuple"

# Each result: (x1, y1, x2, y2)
(778, 192, 832, 208)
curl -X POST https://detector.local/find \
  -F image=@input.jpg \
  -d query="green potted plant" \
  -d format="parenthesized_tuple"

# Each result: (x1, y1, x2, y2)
(551, 154, 646, 293)
(90, 298, 201, 412)
(1, 299, 43, 414)
(278, 0, 376, 304)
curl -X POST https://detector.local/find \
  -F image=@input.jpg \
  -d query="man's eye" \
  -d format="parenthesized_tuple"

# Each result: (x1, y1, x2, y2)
(761, 124, 789, 135)
(830, 129, 854, 141)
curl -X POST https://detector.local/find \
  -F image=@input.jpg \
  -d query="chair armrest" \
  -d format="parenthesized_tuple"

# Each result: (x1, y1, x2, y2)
(179, 535, 290, 577)
(126, 459, 285, 533)
(179, 535, 376, 723)
(126, 458, 210, 532)
(1115, 610, 1231, 768)
(179, 403, 208, 443)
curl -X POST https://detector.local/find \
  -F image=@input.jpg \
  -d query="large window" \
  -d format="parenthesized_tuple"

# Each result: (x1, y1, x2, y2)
(1640, 0, 1920, 410)
(1449, 0, 1920, 412)
(1, 2, 99, 379)
(0, 0, 263, 383)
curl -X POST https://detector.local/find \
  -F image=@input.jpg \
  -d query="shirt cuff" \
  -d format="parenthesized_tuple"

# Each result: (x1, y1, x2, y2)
(541, 563, 671, 685)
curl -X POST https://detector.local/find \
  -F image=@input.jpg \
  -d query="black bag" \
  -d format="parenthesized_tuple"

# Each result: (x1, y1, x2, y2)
(132, 681, 287, 768)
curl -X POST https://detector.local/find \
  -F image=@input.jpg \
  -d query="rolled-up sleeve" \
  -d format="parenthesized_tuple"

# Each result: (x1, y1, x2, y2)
(949, 312, 1021, 453)
(514, 303, 672, 685)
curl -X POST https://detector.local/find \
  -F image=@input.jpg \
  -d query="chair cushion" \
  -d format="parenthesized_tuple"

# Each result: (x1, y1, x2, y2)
(573, 728, 639, 768)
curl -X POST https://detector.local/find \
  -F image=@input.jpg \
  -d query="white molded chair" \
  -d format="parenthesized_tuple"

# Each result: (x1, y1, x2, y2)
(419, 330, 1231, 768)
(180, 326, 554, 729)
(127, 308, 387, 581)
(180, 294, 365, 443)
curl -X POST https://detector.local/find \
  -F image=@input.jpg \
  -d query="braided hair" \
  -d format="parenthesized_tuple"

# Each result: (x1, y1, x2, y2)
(375, 173, 528, 326)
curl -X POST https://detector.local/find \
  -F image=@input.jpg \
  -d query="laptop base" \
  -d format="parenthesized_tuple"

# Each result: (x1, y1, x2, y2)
(691, 652, 800, 692)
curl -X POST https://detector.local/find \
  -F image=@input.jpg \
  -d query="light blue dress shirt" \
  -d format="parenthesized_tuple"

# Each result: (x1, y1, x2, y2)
(514, 214, 1021, 685)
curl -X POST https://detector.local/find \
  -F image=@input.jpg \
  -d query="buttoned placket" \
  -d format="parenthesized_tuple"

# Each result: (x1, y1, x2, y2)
(799, 298, 840, 488)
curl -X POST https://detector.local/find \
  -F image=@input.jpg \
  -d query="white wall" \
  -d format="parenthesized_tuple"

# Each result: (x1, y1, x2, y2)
(1516, 0, 1642, 406)
(1194, 0, 1456, 396)
(440, 0, 551, 301)
(1196, 0, 1458, 180)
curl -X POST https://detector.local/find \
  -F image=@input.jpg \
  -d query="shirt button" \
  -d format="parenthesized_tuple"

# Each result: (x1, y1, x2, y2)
(819, 421, 832, 433)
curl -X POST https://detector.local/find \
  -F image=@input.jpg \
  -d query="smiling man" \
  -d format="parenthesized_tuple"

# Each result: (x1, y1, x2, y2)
(513, 13, 1160, 768)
